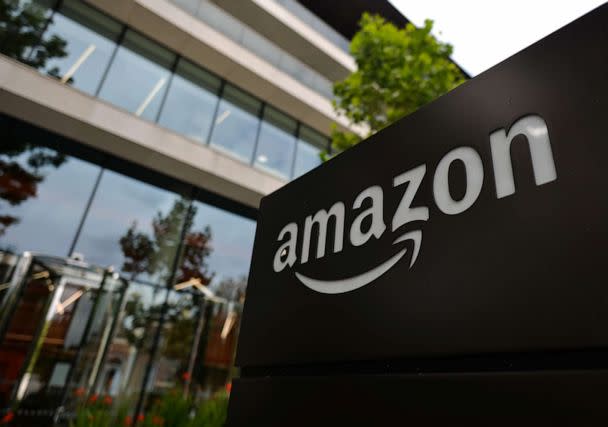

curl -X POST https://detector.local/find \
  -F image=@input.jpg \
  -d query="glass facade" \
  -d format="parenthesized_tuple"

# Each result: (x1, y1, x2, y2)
(157, 59, 222, 143)
(98, 31, 174, 121)
(254, 107, 297, 179)
(0, 0, 336, 421)
(0, 0, 329, 180)
(210, 85, 262, 162)
(169, 0, 335, 99)
(271, 0, 351, 53)
(0, 115, 255, 425)
(293, 124, 325, 178)
(41, 0, 122, 96)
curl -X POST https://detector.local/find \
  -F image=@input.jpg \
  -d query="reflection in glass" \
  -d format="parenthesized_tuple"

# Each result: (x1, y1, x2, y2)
(98, 30, 174, 121)
(209, 84, 261, 162)
(293, 125, 327, 178)
(254, 107, 297, 178)
(72, 170, 186, 285)
(42, 0, 122, 95)
(63, 273, 126, 404)
(0, 119, 101, 256)
(94, 281, 166, 402)
(187, 200, 255, 289)
(150, 290, 202, 398)
(0, 0, 60, 69)
(0, 258, 116, 415)
(158, 59, 221, 143)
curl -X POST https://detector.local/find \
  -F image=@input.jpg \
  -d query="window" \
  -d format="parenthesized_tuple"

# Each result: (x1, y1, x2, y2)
(42, 0, 122, 95)
(0, 0, 57, 68)
(254, 107, 297, 178)
(157, 59, 221, 143)
(72, 170, 188, 286)
(209, 84, 262, 162)
(187, 200, 256, 287)
(98, 30, 175, 122)
(293, 125, 327, 178)
(94, 282, 167, 400)
(0, 117, 101, 256)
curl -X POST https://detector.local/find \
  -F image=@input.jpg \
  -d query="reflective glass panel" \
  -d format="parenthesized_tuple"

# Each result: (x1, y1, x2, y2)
(293, 125, 326, 178)
(148, 289, 202, 398)
(254, 106, 297, 179)
(42, 0, 122, 95)
(0, 0, 56, 68)
(184, 200, 255, 290)
(0, 117, 101, 256)
(209, 84, 261, 162)
(72, 169, 188, 286)
(158, 59, 221, 143)
(92, 281, 166, 402)
(98, 30, 174, 121)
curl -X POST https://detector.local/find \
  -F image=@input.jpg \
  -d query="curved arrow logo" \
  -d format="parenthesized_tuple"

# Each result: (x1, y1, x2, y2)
(294, 230, 422, 294)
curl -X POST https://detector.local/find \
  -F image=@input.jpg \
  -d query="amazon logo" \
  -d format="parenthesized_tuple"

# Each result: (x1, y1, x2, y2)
(272, 115, 557, 294)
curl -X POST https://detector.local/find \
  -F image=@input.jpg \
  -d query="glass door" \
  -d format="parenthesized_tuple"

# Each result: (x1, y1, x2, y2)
(0, 256, 120, 425)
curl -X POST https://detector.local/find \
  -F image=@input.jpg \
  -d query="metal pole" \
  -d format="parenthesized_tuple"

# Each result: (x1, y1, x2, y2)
(0, 253, 33, 343)
(9, 271, 63, 412)
(183, 298, 207, 398)
(89, 277, 130, 394)
(57, 270, 111, 410)
(133, 196, 195, 419)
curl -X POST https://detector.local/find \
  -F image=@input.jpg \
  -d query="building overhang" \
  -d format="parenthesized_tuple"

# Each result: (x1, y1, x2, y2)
(209, 0, 356, 80)
(0, 55, 285, 209)
(84, 0, 366, 138)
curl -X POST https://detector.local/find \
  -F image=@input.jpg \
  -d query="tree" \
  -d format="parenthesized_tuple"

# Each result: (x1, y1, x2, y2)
(215, 275, 247, 303)
(118, 198, 214, 286)
(119, 222, 155, 280)
(0, 0, 67, 72)
(0, 1, 70, 241)
(328, 14, 466, 156)
(0, 125, 66, 239)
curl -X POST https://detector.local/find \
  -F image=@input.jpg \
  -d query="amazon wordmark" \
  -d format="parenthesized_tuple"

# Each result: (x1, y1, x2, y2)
(273, 115, 557, 293)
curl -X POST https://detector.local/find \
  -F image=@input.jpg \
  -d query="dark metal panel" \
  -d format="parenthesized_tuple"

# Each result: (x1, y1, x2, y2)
(227, 371, 608, 426)
(236, 4, 608, 367)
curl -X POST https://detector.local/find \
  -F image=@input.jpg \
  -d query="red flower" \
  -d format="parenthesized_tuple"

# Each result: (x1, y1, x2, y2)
(1, 411, 14, 424)
(123, 415, 133, 426)
(74, 387, 86, 397)
(136, 414, 145, 423)
(88, 394, 98, 404)
(103, 395, 113, 405)
(225, 382, 232, 393)
(181, 371, 191, 381)
(152, 415, 164, 426)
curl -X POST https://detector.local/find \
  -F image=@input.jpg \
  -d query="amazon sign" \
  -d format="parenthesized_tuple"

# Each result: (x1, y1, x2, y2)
(233, 3, 608, 371)
(229, 4, 608, 425)
(273, 115, 556, 295)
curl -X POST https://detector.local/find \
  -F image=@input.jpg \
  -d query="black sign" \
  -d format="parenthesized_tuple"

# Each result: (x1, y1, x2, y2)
(229, 4, 608, 425)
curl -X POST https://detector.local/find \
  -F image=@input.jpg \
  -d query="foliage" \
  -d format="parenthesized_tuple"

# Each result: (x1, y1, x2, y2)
(214, 275, 247, 302)
(141, 390, 229, 427)
(119, 198, 214, 285)
(142, 391, 192, 427)
(0, 124, 66, 238)
(0, 0, 67, 71)
(192, 391, 229, 427)
(0, 1, 69, 239)
(177, 225, 213, 285)
(328, 13, 466, 156)
(69, 394, 131, 427)
(69, 390, 229, 427)
(119, 223, 155, 280)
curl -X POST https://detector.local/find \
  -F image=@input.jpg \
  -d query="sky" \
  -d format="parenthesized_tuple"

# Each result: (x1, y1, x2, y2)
(390, 0, 606, 76)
